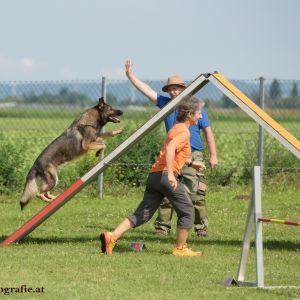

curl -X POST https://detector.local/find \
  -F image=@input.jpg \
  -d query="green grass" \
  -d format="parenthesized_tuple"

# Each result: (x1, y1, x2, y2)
(0, 107, 299, 298)
(0, 179, 299, 300)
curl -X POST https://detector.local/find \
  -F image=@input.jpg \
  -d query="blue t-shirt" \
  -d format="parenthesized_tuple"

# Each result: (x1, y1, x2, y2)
(157, 94, 210, 151)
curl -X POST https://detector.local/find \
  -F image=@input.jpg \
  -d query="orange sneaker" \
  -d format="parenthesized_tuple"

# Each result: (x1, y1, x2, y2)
(100, 232, 117, 254)
(172, 244, 203, 257)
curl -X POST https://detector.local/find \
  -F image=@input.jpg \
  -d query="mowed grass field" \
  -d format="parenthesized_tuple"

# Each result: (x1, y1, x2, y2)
(0, 181, 299, 299)
(0, 107, 299, 299)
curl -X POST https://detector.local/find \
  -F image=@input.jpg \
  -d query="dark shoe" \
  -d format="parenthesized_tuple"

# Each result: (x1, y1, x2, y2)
(196, 229, 208, 237)
(154, 229, 170, 236)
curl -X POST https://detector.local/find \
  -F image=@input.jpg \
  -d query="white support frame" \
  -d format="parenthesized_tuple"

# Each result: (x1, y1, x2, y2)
(231, 166, 264, 287)
(225, 166, 300, 289)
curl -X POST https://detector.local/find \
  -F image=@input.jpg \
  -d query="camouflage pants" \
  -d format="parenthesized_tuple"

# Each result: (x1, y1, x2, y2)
(154, 151, 208, 232)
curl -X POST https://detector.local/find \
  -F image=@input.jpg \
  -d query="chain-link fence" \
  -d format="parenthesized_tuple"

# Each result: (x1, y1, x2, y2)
(0, 77, 299, 195)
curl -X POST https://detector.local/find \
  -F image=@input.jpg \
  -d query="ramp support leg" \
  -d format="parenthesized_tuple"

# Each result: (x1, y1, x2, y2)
(253, 166, 264, 287)
(225, 166, 264, 287)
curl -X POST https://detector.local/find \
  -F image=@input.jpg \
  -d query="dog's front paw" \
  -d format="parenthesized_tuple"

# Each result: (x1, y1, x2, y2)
(95, 148, 104, 157)
(112, 128, 124, 136)
(95, 144, 106, 157)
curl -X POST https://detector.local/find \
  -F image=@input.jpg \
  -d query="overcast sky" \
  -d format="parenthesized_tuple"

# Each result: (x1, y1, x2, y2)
(0, 0, 299, 81)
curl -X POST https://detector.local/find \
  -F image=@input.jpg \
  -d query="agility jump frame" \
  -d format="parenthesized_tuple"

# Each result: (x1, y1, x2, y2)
(224, 166, 300, 289)
(2, 72, 300, 246)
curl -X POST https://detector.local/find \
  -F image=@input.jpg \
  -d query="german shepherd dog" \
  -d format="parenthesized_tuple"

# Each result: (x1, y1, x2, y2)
(20, 97, 123, 210)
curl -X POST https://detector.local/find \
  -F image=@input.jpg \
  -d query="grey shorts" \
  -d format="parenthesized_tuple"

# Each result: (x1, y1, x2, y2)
(128, 172, 194, 229)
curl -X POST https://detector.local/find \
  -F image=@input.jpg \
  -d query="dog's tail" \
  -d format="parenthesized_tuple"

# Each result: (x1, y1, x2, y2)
(20, 169, 38, 210)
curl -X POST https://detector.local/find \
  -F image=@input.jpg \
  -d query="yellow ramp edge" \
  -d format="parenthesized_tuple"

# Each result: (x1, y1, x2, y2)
(213, 73, 300, 151)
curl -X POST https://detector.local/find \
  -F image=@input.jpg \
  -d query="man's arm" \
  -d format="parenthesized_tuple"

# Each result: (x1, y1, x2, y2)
(125, 59, 157, 104)
(202, 126, 218, 168)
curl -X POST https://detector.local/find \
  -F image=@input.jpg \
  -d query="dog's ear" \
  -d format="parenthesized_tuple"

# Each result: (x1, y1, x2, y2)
(98, 97, 105, 109)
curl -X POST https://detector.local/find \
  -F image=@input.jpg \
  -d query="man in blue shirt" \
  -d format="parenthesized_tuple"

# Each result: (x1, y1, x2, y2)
(125, 59, 218, 237)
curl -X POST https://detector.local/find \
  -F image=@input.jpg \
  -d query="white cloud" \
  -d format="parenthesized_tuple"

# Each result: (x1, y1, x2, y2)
(20, 57, 34, 68)
(0, 54, 73, 81)
(0, 54, 47, 80)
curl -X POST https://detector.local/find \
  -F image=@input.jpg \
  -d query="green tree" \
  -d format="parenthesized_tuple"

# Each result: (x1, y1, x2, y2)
(106, 93, 118, 105)
(269, 79, 282, 99)
(22, 87, 91, 106)
(291, 82, 299, 98)
(220, 94, 237, 108)
(59, 87, 69, 96)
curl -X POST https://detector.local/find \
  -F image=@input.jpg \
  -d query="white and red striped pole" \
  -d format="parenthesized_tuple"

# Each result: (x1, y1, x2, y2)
(257, 218, 300, 226)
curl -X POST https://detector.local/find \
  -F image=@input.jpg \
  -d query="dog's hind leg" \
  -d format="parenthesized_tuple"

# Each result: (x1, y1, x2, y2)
(37, 165, 58, 203)
(45, 192, 56, 200)
(36, 193, 53, 203)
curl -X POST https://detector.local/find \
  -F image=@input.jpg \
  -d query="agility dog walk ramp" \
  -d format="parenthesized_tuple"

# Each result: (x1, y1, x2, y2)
(2, 72, 299, 245)
(1, 74, 210, 245)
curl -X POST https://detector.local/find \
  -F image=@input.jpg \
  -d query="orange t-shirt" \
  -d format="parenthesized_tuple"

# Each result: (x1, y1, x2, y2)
(150, 123, 191, 174)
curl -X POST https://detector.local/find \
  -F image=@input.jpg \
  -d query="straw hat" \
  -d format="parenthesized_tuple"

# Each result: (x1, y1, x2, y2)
(162, 75, 186, 92)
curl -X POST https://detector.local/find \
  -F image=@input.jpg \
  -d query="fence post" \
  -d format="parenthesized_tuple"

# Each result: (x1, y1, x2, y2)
(97, 76, 106, 198)
(258, 77, 265, 176)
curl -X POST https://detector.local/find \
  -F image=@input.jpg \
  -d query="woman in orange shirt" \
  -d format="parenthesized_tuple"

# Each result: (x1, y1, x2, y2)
(100, 96, 206, 256)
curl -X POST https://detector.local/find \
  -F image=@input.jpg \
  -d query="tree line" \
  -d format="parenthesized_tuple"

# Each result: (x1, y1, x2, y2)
(1, 80, 299, 109)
